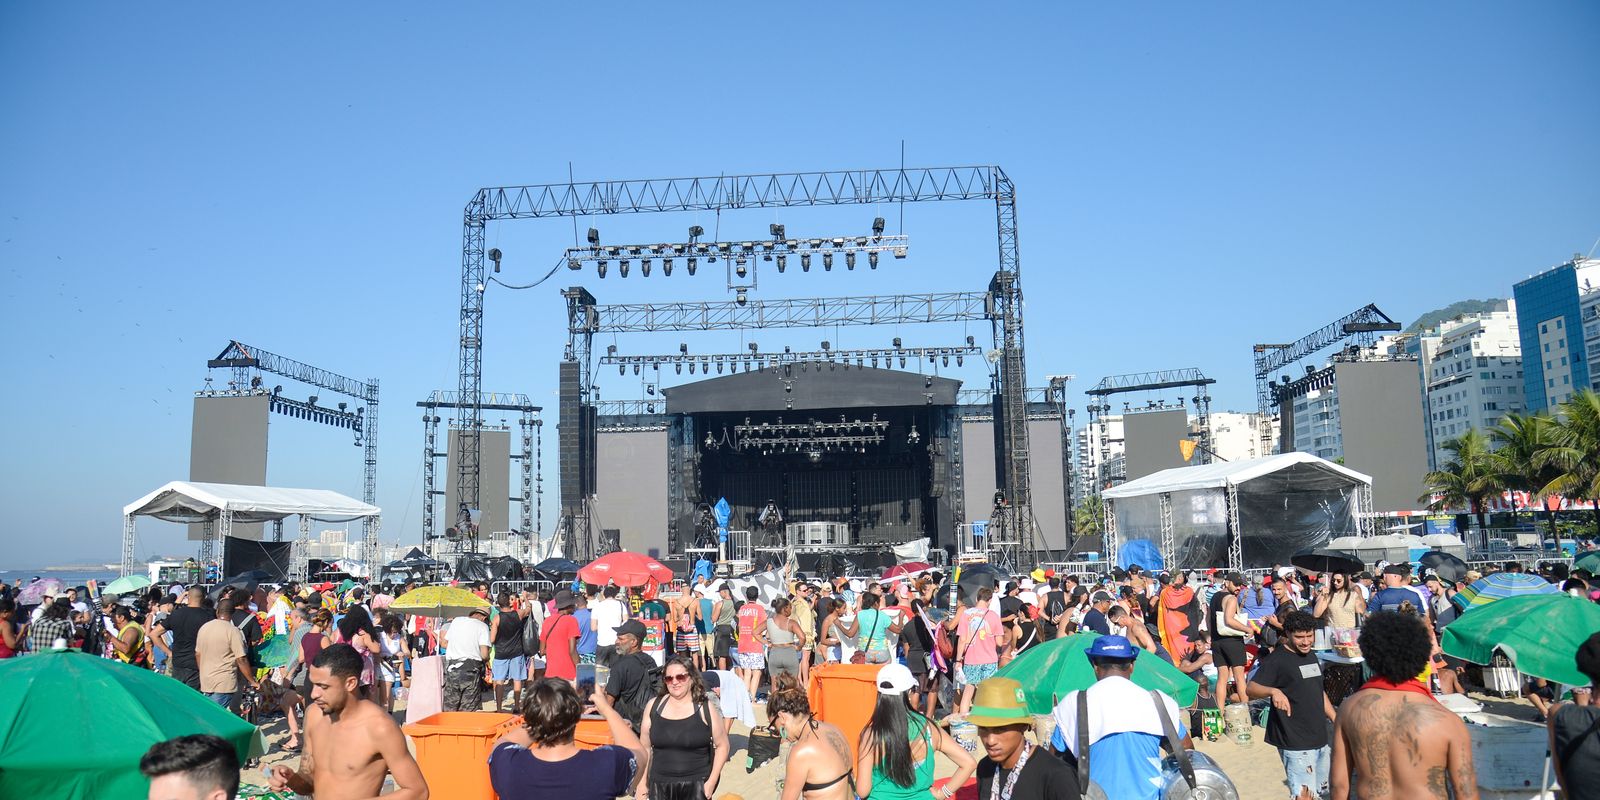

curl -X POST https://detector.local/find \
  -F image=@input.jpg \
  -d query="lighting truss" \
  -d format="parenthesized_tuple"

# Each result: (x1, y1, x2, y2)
(267, 391, 365, 435)
(600, 343, 982, 374)
(563, 235, 910, 277)
(571, 291, 991, 333)
(702, 414, 891, 453)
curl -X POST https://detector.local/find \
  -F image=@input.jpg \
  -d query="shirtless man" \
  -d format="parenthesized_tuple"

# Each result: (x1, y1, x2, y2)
(1331, 612, 1477, 800)
(269, 643, 429, 799)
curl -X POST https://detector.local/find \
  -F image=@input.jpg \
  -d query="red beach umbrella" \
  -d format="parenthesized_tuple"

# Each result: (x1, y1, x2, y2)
(579, 551, 675, 587)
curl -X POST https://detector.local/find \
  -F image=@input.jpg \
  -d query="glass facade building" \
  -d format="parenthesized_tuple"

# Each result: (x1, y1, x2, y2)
(1513, 262, 1592, 411)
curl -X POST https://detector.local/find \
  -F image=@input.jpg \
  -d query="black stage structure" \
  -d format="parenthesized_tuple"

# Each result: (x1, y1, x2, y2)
(448, 166, 1039, 565)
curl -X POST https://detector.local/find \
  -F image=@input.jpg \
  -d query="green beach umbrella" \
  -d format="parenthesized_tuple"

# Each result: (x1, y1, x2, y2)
(994, 632, 1199, 714)
(0, 650, 263, 799)
(1574, 551, 1600, 575)
(103, 574, 152, 596)
(1442, 594, 1600, 687)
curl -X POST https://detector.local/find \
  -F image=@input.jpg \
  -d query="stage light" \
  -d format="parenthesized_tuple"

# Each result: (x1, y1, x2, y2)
(647, 385, 656, 395)
(568, 258, 583, 270)
(735, 261, 747, 278)
(821, 341, 830, 351)
(894, 246, 908, 259)
(273, 385, 283, 395)
(823, 253, 833, 270)
(801, 253, 811, 271)
(676, 363, 683, 374)
(689, 362, 696, 374)
(899, 356, 907, 367)
(893, 337, 903, 349)
(808, 238, 823, 248)
(597, 261, 608, 278)
(845, 252, 856, 270)
(735, 289, 748, 306)
(831, 238, 846, 247)
(607, 344, 617, 356)
(868, 251, 878, 269)
(620, 364, 627, 375)
(633, 364, 641, 375)
(776, 254, 786, 272)
(338, 402, 348, 411)
(942, 355, 950, 367)
(647, 403, 655, 413)
(966, 335, 976, 346)
(872, 357, 879, 367)
(308, 396, 318, 406)
(956, 354, 964, 366)
(641, 259, 651, 277)
(717, 362, 724, 374)
(749, 342, 759, 352)
(770, 223, 785, 239)
(687, 257, 698, 275)
(587, 228, 600, 245)
(680, 343, 689, 354)
(488, 248, 502, 273)
(688, 225, 704, 240)
(619, 260, 630, 278)
(872, 217, 886, 236)
(663, 258, 673, 276)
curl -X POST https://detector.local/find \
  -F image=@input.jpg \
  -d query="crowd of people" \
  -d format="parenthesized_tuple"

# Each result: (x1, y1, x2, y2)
(5, 549, 1600, 800)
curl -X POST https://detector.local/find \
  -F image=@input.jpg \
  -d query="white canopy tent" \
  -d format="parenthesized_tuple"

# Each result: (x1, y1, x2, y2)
(1101, 452, 1374, 572)
(121, 481, 381, 580)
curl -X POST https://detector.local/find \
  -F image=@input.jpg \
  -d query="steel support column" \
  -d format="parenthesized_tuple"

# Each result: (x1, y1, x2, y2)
(272, 519, 284, 542)
(362, 379, 380, 561)
(1105, 499, 1119, 568)
(1226, 485, 1244, 572)
(200, 520, 216, 568)
(121, 515, 137, 577)
(1159, 492, 1174, 569)
(290, 516, 311, 582)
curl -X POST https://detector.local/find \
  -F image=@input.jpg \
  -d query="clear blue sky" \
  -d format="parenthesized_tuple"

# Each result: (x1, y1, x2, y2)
(3, 2, 1596, 567)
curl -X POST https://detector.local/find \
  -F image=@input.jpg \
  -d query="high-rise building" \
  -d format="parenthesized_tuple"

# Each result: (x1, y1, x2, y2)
(1513, 257, 1600, 410)
(1583, 278, 1600, 392)
(1206, 411, 1276, 462)
(1073, 415, 1124, 499)
(1421, 306, 1524, 467)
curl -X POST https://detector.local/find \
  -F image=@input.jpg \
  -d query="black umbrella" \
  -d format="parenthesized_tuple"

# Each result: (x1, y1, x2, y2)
(955, 563, 1006, 604)
(1289, 548, 1364, 576)
(1419, 550, 1470, 584)
(208, 570, 271, 600)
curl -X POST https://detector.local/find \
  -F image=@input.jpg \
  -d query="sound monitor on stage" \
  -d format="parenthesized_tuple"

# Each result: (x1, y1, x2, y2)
(789, 521, 849, 547)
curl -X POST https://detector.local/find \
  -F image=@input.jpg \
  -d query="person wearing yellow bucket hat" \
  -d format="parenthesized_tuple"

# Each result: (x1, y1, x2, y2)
(968, 677, 1081, 799)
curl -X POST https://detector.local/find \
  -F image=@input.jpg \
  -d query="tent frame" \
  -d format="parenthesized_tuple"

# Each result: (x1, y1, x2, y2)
(121, 481, 381, 579)
(1103, 453, 1373, 572)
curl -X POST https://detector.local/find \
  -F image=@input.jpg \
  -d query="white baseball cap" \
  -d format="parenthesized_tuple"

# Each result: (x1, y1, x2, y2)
(876, 663, 917, 696)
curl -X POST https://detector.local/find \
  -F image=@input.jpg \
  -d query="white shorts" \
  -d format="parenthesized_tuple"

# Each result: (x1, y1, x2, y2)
(735, 651, 766, 670)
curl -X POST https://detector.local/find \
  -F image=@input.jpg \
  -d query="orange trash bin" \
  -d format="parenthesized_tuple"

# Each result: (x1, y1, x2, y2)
(808, 663, 884, 763)
(574, 716, 615, 750)
(402, 711, 519, 800)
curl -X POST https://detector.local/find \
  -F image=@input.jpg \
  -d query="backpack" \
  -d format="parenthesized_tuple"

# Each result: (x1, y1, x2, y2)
(614, 652, 663, 726)
(524, 611, 543, 658)
(1039, 590, 1067, 641)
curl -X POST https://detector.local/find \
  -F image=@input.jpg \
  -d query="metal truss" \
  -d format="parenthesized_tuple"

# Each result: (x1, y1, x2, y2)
(1226, 484, 1244, 572)
(602, 343, 980, 374)
(475, 165, 1031, 560)
(563, 235, 909, 278)
(417, 390, 542, 553)
(956, 387, 1054, 405)
(1086, 368, 1216, 396)
(569, 291, 992, 334)
(208, 341, 380, 558)
(1253, 304, 1400, 414)
(1085, 367, 1216, 464)
(1158, 493, 1175, 568)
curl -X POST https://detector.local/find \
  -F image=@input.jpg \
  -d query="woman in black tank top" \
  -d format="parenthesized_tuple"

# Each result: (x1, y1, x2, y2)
(640, 657, 729, 800)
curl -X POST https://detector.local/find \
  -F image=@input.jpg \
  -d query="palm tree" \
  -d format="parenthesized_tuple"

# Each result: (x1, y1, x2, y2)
(1074, 494, 1106, 538)
(1540, 389, 1600, 537)
(1488, 411, 1559, 527)
(1420, 429, 1501, 533)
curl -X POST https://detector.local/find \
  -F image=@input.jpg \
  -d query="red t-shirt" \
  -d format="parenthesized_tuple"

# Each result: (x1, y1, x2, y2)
(736, 604, 768, 654)
(541, 612, 580, 681)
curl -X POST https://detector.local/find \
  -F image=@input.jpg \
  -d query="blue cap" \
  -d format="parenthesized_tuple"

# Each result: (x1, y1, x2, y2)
(1086, 635, 1136, 659)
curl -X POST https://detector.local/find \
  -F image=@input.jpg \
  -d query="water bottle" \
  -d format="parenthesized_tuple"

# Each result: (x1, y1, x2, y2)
(1223, 702, 1252, 746)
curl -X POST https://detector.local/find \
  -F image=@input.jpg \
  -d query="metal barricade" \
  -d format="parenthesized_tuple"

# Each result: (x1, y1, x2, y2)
(490, 579, 557, 598)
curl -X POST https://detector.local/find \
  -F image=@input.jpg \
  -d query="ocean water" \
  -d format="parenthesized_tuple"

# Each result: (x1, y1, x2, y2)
(0, 569, 124, 590)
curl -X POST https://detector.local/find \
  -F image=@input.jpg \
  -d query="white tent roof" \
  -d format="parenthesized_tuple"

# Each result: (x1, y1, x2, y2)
(124, 481, 380, 524)
(1102, 452, 1371, 499)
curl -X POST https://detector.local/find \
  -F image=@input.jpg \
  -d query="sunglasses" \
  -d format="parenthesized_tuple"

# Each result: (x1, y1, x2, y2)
(664, 673, 692, 684)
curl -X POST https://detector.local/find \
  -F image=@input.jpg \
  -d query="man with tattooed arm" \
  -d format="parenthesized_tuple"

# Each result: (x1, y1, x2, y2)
(1330, 612, 1478, 800)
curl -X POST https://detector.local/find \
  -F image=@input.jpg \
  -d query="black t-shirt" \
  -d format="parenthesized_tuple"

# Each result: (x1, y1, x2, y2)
(230, 609, 263, 653)
(976, 747, 1082, 800)
(605, 651, 656, 725)
(162, 606, 212, 669)
(1251, 646, 1327, 750)
(999, 596, 1023, 621)
(1081, 608, 1111, 636)
(1552, 704, 1600, 800)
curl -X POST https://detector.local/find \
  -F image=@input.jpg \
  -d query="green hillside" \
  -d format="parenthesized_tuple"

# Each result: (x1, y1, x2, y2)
(1406, 298, 1508, 333)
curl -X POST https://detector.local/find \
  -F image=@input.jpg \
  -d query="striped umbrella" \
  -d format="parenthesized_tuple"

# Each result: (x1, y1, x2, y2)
(1451, 571, 1560, 611)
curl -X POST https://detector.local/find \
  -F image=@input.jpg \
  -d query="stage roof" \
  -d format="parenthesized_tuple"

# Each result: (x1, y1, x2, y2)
(124, 481, 380, 524)
(1102, 452, 1370, 499)
(663, 362, 962, 414)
